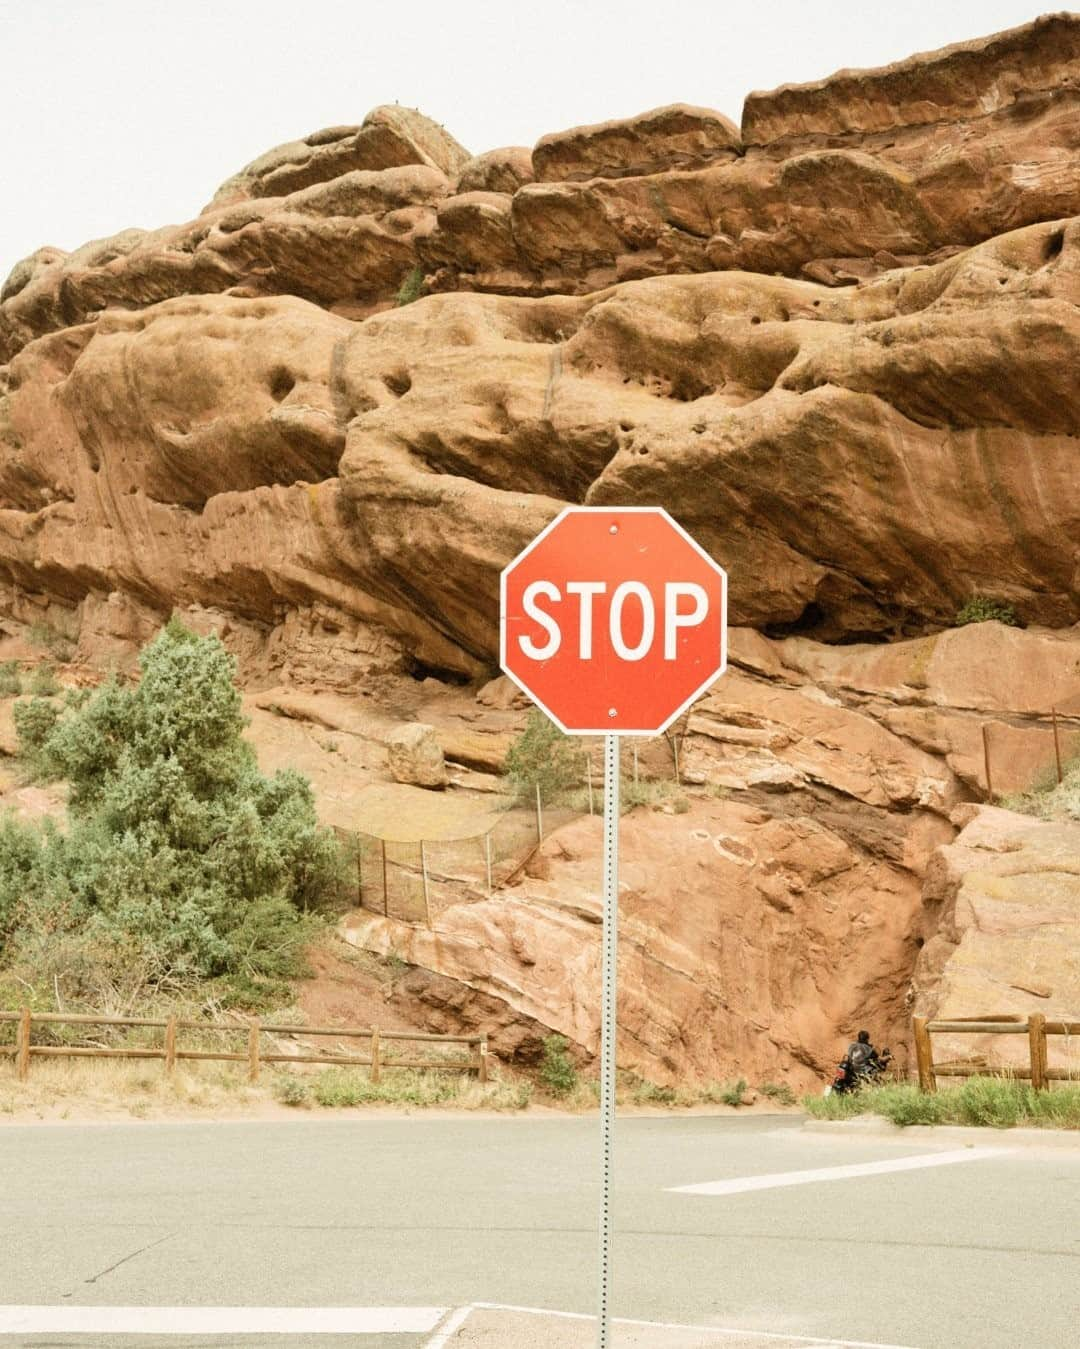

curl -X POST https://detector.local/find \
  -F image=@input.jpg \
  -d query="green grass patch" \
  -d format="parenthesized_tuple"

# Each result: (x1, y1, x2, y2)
(803, 1078, 1080, 1129)
(758, 1081, 797, 1106)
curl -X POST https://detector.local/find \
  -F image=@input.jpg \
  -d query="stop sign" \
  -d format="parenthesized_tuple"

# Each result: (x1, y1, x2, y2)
(500, 506, 727, 735)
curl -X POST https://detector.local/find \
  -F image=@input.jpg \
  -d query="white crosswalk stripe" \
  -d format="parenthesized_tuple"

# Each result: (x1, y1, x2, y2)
(669, 1146, 1007, 1197)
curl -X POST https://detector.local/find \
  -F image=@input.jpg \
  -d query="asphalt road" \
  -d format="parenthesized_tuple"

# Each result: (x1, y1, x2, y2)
(3, 1114, 1079, 1347)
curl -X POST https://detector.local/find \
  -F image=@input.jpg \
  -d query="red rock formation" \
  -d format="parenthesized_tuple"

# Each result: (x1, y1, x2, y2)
(1, 15, 1078, 1084)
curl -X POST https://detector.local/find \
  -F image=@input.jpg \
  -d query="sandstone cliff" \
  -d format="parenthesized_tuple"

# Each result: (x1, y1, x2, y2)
(2, 15, 1079, 1088)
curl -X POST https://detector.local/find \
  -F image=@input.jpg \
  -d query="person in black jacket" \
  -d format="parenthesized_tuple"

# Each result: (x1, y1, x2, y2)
(843, 1030, 881, 1087)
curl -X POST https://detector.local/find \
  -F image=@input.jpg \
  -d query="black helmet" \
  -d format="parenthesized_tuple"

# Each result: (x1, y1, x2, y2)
(857, 1030, 870, 1044)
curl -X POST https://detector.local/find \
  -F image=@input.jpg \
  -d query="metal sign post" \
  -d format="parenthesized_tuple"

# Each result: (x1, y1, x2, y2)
(499, 506, 728, 1348)
(598, 732, 619, 1348)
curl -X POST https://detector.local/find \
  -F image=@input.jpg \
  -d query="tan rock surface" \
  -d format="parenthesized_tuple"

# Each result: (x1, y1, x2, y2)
(532, 104, 742, 182)
(913, 805, 1080, 1077)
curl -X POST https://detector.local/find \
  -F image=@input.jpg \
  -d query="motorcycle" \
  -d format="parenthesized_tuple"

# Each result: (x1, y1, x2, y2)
(823, 1046, 892, 1096)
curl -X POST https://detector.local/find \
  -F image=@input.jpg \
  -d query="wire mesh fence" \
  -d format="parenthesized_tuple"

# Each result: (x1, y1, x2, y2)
(336, 731, 691, 926)
(981, 704, 1080, 802)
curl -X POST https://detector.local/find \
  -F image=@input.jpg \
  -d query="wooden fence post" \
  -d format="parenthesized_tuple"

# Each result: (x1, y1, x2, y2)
(248, 1024, 260, 1083)
(370, 1026, 381, 1084)
(1028, 1013, 1048, 1091)
(16, 1007, 31, 1081)
(164, 1016, 177, 1076)
(913, 1016, 936, 1093)
(982, 724, 993, 801)
(478, 1035, 489, 1084)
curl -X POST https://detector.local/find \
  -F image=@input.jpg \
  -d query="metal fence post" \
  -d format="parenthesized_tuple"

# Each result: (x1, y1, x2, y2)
(982, 724, 993, 801)
(1052, 708, 1063, 785)
(371, 1026, 381, 1084)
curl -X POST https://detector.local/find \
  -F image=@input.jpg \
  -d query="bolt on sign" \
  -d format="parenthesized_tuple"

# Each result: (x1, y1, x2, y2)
(500, 507, 728, 734)
(500, 505, 728, 1349)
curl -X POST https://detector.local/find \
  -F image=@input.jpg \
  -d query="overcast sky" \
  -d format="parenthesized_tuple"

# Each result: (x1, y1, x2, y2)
(0, 0, 1059, 281)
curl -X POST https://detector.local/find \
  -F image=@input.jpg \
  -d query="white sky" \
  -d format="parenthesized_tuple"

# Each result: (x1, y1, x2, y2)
(0, 0, 1059, 282)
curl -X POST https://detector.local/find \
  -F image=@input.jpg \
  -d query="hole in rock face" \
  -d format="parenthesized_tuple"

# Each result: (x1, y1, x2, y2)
(914, 936, 925, 948)
(619, 421, 633, 432)
(383, 371, 412, 397)
(750, 316, 762, 325)
(1045, 229, 1065, 261)
(763, 601, 825, 639)
(269, 367, 295, 402)
(404, 655, 470, 686)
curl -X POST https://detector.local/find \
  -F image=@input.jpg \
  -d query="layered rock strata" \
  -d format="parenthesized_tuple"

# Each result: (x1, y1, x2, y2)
(1, 16, 1079, 1084)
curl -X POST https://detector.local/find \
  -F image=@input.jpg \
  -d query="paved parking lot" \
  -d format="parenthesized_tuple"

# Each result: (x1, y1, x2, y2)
(4, 1114, 1079, 1347)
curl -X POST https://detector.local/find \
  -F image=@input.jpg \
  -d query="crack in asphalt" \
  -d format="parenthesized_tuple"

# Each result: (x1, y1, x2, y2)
(61, 1231, 176, 1295)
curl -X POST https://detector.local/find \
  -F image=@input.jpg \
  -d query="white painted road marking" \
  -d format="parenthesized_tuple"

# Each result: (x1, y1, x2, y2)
(425, 1304, 478, 1347)
(0, 1305, 447, 1335)
(670, 1146, 1007, 1197)
(432, 1303, 919, 1347)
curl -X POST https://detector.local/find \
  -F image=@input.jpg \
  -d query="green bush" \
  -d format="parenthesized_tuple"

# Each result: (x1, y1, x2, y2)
(955, 597, 1018, 628)
(0, 620, 344, 1007)
(718, 1077, 748, 1107)
(13, 697, 62, 774)
(274, 1075, 312, 1108)
(504, 710, 579, 802)
(27, 664, 60, 696)
(395, 266, 426, 306)
(539, 1034, 578, 1097)
(0, 661, 22, 696)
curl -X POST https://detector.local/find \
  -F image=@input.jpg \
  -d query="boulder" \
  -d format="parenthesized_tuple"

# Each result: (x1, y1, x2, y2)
(387, 722, 447, 789)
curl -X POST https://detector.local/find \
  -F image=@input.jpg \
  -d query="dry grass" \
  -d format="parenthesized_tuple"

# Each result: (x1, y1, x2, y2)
(274, 1065, 532, 1111)
(0, 1056, 264, 1120)
(0, 1055, 527, 1119)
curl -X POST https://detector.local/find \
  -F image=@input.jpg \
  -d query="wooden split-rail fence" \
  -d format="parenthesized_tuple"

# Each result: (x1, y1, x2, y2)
(913, 1013, 1080, 1093)
(0, 1009, 488, 1085)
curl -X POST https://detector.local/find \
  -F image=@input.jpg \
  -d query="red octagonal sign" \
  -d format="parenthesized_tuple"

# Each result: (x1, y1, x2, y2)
(500, 507, 727, 735)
